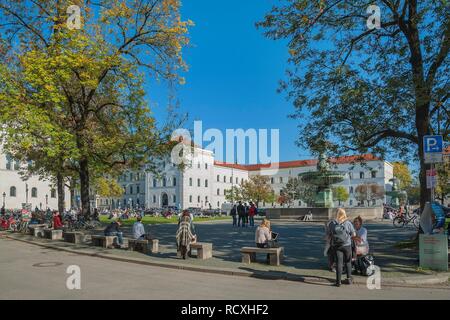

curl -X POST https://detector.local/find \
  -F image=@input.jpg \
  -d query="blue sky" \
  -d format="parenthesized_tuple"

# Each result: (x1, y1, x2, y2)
(147, 0, 313, 163)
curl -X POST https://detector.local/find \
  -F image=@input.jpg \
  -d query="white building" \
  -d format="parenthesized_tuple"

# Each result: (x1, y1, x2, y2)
(0, 146, 71, 210)
(110, 146, 393, 210)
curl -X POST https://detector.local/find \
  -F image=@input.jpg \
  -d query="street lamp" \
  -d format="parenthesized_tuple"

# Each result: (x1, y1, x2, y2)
(45, 194, 48, 209)
(25, 183, 29, 206)
(2, 192, 6, 208)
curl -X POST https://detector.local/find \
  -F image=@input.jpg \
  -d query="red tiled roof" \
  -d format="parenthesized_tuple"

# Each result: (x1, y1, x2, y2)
(214, 154, 381, 171)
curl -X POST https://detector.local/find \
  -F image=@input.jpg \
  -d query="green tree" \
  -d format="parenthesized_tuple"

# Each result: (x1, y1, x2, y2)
(435, 160, 450, 204)
(258, 1, 449, 210)
(0, 1, 191, 217)
(333, 186, 350, 206)
(393, 162, 413, 190)
(226, 176, 274, 207)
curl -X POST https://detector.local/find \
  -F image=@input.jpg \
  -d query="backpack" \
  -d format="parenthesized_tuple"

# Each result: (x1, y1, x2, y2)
(330, 221, 350, 247)
(357, 255, 375, 276)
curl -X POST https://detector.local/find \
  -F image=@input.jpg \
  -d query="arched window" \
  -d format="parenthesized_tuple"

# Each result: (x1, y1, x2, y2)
(197, 195, 200, 203)
(197, 179, 201, 187)
(229, 177, 232, 183)
(10, 186, 16, 197)
(51, 189, 56, 198)
(31, 187, 37, 198)
(360, 172, 365, 179)
(223, 176, 226, 183)
(217, 175, 220, 182)
(217, 189, 220, 195)
(163, 178, 167, 187)
(205, 179, 208, 188)
(189, 178, 193, 187)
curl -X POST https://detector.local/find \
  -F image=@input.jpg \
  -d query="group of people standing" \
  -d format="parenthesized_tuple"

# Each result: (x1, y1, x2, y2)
(230, 201, 258, 227)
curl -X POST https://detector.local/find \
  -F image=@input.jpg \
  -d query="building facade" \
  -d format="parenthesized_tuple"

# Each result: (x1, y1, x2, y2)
(109, 146, 394, 210)
(0, 146, 71, 210)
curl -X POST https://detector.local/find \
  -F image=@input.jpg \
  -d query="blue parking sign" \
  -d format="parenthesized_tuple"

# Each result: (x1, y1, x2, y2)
(424, 135, 443, 163)
(424, 135, 443, 153)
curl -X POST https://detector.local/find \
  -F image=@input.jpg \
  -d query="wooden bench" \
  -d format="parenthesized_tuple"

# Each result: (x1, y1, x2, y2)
(63, 231, 85, 244)
(128, 239, 159, 254)
(240, 247, 284, 266)
(91, 235, 117, 248)
(43, 228, 63, 240)
(29, 224, 48, 237)
(189, 242, 213, 260)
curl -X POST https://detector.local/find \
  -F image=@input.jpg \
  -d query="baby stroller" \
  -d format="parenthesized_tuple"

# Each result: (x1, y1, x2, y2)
(352, 243, 375, 276)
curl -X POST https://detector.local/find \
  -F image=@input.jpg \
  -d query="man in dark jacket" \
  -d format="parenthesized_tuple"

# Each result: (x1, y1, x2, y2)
(104, 219, 124, 247)
(230, 205, 237, 227)
(237, 201, 245, 227)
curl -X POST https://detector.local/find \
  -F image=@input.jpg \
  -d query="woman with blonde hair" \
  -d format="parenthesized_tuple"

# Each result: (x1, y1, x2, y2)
(255, 218, 273, 263)
(328, 208, 356, 287)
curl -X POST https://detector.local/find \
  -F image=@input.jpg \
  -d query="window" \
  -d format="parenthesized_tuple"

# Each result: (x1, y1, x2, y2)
(189, 178, 193, 187)
(153, 179, 157, 188)
(279, 177, 283, 183)
(189, 195, 192, 203)
(349, 172, 353, 180)
(137, 186, 140, 194)
(6, 155, 12, 170)
(241, 178, 244, 184)
(197, 163, 200, 169)
(298, 201, 302, 206)
(173, 177, 177, 186)
(217, 189, 220, 196)
(205, 179, 208, 188)
(205, 163, 208, 170)
(197, 179, 201, 187)
(51, 189, 56, 198)
(372, 199, 376, 206)
(31, 187, 37, 198)
(10, 186, 16, 197)
(350, 200, 353, 206)
(173, 195, 176, 203)
(371, 171, 377, 178)
(229, 177, 232, 183)
(271, 177, 274, 184)
(163, 178, 167, 187)
(223, 176, 226, 183)
(197, 195, 200, 203)
(360, 172, 365, 179)
(205, 196, 208, 202)
(217, 175, 220, 182)
(153, 195, 156, 203)
(129, 186, 133, 194)
(236, 177, 238, 184)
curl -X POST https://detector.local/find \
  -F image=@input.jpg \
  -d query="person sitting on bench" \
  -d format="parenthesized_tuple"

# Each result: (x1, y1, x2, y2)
(133, 216, 152, 241)
(255, 219, 272, 262)
(104, 219, 124, 247)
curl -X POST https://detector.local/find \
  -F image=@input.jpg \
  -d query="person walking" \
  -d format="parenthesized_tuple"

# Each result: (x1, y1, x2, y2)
(230, 204, 237, 227)
(176, 215, 196, 259)
(244, 203, 250, 227)
(248, 202, 257, 227)
(328, 208, 356, 287)
(237, 201, 245, 227)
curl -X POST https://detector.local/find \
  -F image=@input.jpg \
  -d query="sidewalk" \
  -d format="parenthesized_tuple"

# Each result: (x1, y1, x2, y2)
(2, 221, 449, 288)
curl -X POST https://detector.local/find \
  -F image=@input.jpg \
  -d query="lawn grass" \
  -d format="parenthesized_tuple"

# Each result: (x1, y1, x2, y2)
(99, 215, 231, 226)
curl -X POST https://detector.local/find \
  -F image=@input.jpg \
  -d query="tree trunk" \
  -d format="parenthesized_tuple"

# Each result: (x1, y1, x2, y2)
(56, 173, 65, 214)
(70, 183, 76, 209)
(416, 109, 431, 211)
(79, 158, 91, 218)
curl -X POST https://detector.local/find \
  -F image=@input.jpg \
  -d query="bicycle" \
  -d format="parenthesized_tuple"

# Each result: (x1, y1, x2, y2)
(393, 213, 420, 229)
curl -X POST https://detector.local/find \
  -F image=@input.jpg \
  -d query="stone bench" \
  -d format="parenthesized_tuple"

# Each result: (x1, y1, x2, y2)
(128, 239, 159, 254)
(29, 224, 48, 237)
(63, 231, 85, 244)
(189, 242, 213, 260)
(240, 247, 284, 266)
(91, 235, 117, 248)
(43, 228, 63, 240)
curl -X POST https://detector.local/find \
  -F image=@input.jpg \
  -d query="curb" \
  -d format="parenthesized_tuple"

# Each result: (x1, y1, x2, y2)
(3, 233, 449, 288)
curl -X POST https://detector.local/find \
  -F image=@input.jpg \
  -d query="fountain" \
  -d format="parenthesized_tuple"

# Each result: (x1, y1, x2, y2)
(298, 153, 346, 208)
(385, 178, 407, 208)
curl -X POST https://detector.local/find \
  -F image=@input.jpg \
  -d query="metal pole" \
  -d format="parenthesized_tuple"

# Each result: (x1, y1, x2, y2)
(430, 163, 435, 203)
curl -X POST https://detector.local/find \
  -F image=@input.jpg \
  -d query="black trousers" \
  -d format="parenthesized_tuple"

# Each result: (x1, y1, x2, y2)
(256, 243, 270, 261)
(334, 245, 352, 283)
